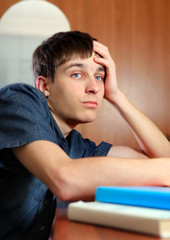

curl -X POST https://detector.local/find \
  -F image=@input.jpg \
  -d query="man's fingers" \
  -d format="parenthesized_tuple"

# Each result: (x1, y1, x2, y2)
(93, 41, 114, 63)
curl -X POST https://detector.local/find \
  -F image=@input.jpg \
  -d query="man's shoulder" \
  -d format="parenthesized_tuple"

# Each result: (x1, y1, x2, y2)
(0, 83, 49, 120)
(0, 83, 46, 105)
(0, 83, 43, 96)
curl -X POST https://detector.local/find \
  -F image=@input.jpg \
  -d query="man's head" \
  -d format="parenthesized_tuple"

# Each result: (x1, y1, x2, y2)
(32, 31, 95, 83)
(32, 31, 105, 132)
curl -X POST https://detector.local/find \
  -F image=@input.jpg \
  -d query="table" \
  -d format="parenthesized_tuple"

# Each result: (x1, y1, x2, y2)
(50, 209, 170, 240)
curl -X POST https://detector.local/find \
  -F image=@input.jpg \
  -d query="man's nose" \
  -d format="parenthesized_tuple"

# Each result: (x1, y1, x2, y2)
(85, 77, 100, 94)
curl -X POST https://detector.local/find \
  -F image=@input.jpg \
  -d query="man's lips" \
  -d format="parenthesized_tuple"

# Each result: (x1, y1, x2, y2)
(82, 101, 98, 108)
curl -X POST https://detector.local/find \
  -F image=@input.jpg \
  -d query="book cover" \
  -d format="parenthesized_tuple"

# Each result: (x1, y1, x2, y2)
(67, 201, 170, 238)
(95, 186, 170, 210)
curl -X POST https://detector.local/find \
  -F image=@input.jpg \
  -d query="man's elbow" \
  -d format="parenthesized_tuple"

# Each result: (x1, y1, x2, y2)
(50, 165, 80, 202)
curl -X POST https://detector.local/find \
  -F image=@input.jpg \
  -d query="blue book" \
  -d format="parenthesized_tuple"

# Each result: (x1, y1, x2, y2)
(95, 186, 170, 210)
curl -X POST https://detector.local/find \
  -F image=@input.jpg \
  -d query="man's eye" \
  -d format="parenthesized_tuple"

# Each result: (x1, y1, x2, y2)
(72, 73, 82, 79)
(95, 75, 104, 81)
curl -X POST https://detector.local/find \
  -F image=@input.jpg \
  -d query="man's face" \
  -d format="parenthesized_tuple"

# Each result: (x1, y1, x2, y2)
(47, 52, 105, 128)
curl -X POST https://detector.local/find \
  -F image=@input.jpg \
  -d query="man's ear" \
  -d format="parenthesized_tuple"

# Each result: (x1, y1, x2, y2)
(35, 76, 50, 97)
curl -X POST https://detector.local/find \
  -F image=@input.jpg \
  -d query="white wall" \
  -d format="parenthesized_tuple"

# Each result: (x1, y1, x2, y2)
(0, 35, 45, 88)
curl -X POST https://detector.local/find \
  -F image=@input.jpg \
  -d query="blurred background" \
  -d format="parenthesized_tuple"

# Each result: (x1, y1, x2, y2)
(0, 0, 169, 148)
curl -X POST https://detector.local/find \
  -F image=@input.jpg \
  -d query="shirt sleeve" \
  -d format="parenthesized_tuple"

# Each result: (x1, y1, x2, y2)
(67, 129, 112, 158)
(0, 84, 57, 150)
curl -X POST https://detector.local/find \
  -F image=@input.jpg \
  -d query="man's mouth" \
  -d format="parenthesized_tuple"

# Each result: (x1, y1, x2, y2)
(82, 101, 98, 108)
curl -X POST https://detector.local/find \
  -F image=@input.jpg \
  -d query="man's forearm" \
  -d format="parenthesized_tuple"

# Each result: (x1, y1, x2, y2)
(55, 156, 170, 201)
(109, 90, 170, 158)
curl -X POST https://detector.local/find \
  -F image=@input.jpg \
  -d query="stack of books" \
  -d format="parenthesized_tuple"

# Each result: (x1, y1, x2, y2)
(67, 186, 170, 238)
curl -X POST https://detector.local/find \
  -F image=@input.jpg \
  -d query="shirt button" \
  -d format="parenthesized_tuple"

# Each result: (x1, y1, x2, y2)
(44, 200, 48, 205)
(40, 225, 45, 231)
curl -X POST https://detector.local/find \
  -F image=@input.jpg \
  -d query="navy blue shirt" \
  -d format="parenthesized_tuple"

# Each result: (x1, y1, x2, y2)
(0, 84, 112, 240)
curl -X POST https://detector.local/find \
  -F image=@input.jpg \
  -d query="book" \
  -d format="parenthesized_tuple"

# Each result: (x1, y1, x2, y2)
(67, 201, 170, 238)
(95, 186, 170, 210)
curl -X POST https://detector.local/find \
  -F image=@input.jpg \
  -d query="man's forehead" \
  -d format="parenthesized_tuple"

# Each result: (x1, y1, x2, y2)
(62, 52, 104, 71)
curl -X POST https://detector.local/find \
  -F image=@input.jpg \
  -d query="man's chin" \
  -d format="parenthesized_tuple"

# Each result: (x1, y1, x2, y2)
(79, 116, 97, 124)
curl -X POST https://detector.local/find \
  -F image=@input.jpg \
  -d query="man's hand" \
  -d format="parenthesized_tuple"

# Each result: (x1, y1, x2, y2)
(93, 41, 120, 103)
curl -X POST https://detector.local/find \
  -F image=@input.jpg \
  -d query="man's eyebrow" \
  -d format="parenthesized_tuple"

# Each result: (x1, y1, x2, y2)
(97, 66, 105, 73)
(64, 63, 85, 71)
(64, 63, 105, 73)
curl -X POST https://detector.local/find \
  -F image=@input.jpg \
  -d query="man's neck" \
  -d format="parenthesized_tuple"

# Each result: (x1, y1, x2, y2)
(50, 111, 77, 138)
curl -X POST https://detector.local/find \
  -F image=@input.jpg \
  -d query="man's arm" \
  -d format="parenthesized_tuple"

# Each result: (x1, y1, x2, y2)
(93, 41, 170, 158)
(107, 145, 147, 158)
(12, 141, 170, 202)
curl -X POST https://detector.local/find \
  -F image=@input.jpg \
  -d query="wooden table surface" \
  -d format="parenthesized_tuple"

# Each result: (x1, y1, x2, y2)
(50, 209, 169, 240)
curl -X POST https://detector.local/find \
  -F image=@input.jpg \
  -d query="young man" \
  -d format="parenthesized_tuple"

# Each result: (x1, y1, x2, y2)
(0, 31, 170, 240)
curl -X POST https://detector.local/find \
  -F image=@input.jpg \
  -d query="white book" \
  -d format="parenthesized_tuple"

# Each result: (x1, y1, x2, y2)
(67, 201, 170, 238)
